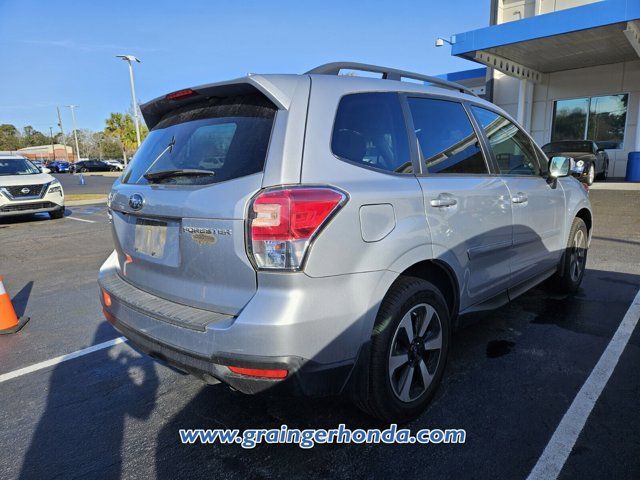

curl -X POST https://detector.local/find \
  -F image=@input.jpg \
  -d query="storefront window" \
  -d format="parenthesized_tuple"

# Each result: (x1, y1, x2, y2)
(551, 94, 628, 149)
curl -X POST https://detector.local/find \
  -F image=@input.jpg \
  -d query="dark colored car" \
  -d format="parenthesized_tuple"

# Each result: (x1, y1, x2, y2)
(71, 160, 118, 173)
(542, 140, 609, 185)
(47, 160, 70, 173)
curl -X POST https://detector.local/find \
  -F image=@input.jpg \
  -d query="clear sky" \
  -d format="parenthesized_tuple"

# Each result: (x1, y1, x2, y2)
(0, 0, 489, 133)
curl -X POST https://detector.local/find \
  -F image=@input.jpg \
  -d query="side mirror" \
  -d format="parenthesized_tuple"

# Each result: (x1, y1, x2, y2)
(549, 156, 573, 178)
(42, 167, 51, 174)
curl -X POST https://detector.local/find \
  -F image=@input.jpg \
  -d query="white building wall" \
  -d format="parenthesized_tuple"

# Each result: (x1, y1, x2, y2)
(498, 0, 536, 23)
(495, 0, 602, 23)
(492, 60, 640, 177)
(537, 0, 602, 15)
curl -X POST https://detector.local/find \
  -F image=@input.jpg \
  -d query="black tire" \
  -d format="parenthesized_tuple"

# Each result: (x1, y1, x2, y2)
(547, 217, 588, 294)
(596, 161, 609, 181)
(354, 276, 450, 422)
(49, 208, 65, 220)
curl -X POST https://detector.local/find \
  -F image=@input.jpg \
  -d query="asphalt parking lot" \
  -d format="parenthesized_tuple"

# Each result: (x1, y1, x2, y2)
(52, 172, 119, 196)
(0, 189, 638, 480)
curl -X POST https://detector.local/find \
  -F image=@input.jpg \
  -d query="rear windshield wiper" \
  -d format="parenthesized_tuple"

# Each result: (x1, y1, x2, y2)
(143, 168, 216, 182)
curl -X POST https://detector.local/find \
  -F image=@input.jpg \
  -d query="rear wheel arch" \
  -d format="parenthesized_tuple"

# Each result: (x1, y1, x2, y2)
(399, 260, 459, 321)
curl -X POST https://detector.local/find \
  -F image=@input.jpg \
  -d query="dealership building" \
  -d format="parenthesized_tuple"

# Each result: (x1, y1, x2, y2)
(15, 144, 75, 162)
(441, 0, 640, 178)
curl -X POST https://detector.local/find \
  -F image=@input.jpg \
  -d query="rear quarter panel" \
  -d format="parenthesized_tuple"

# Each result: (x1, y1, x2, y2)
(299, 76, 433, 278)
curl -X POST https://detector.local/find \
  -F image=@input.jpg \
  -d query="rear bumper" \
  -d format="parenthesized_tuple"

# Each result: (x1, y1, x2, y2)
(103, 309, 354, 396)
(98, 251, 392, 396)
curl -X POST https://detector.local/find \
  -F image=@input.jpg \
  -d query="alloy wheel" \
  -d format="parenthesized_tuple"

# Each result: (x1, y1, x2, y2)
(388, 303, 442, 403)
(588, 164, 595, 184)
(569, 229, 587, 282)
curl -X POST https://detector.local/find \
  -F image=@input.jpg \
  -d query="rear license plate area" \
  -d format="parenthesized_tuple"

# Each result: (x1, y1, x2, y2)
(134, 218, 168, 258)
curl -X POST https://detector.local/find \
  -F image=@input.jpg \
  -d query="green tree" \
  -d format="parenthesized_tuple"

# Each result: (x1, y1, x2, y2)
(104, 112, 147, 162)
(22, 126, 49, 147)
(0, 124, 22, 150)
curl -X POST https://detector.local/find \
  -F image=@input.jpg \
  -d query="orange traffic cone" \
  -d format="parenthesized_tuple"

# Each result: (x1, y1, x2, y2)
(0, 276, 29, 334)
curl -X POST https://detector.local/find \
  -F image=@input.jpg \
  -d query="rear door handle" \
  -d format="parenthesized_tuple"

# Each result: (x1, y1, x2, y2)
(430, 194, 457, 208)
(511, 192, 528, 204)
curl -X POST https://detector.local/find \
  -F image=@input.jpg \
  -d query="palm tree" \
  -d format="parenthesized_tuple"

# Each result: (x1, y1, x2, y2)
(104, 113, 147, 164)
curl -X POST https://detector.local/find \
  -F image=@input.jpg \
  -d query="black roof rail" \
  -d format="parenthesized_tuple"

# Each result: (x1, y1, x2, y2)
(306, 62, 478, 97)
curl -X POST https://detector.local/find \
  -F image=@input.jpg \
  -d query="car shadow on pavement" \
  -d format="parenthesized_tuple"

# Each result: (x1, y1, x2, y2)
(18, 323, 159, 480)
(150, 268, 640, 480)
(0, 213, 51, 225)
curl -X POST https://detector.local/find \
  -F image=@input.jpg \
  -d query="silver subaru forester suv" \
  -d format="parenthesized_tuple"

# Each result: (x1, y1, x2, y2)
(99, 63, 592, 421)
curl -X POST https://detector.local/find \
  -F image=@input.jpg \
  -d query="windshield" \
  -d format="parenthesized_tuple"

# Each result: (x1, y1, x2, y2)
(0, 158, 41, 176)
(123, 93, 276, 185)
(542, 141, 592, 154)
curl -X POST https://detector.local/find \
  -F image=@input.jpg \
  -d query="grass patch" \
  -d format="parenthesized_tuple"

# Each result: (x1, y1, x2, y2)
(65, 194, 107, 201)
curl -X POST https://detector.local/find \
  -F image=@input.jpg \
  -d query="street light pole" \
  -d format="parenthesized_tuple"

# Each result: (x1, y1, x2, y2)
(49, 126, 56, 161)
(66, 105, 81, 162)
(56, 106, 69, 162)
(116, 54, 142, 148)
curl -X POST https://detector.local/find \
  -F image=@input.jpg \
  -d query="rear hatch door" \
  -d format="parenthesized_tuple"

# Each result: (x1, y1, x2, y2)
(109, 91, 277, 315)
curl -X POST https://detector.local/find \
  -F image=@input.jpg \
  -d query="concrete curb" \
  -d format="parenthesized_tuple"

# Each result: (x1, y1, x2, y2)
(590, 182, 640, 191)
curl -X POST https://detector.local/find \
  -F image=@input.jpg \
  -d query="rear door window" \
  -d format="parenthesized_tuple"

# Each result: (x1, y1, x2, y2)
(331, 92, 412, 174)
(124, 93, 276, 185)
(407, 97, 488, 174)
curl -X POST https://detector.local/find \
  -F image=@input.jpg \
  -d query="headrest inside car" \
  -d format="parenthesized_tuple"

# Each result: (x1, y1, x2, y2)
(333, 129, 367, 162)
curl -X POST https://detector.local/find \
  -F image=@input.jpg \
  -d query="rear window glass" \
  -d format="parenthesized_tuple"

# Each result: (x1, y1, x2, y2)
(123, 93, 276, 185)
(331, 93, 412, 174)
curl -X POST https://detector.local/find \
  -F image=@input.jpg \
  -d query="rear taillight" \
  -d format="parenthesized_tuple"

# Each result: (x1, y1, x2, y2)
(247, 187, 347, 270)
(227, 366, 288, 379)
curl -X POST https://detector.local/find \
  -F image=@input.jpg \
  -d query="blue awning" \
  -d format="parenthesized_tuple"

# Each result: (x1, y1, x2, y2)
(437, 68, 487, 82)
(452, 0, 640, 74)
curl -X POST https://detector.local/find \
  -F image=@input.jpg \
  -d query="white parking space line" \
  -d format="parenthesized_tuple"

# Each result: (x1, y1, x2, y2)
(527, 287, 640, 480)
(0, 337, 127, 384)
(66, 216, 96, 223)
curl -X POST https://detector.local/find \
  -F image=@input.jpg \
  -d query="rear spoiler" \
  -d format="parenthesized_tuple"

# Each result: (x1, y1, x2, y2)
(140, 75, 301, 130)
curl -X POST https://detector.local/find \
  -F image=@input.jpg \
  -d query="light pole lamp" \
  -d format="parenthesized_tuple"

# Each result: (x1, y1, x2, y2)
(435, 36, 456, 47)
(66, 105, 81, 162)
(116, 54, 142, 148)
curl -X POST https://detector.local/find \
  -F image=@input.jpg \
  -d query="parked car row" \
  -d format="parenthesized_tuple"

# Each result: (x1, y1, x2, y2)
(23, 159, 125, 174)
(32, 159, 125, 173)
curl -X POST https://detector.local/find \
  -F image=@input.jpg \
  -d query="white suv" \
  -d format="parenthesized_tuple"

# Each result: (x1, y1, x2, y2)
(0, 155, 65, 219)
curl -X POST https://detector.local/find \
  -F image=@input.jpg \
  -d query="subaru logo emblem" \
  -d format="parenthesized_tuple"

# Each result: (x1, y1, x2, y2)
(129, 194, 144, 210)
(21, 188, 30, 194)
